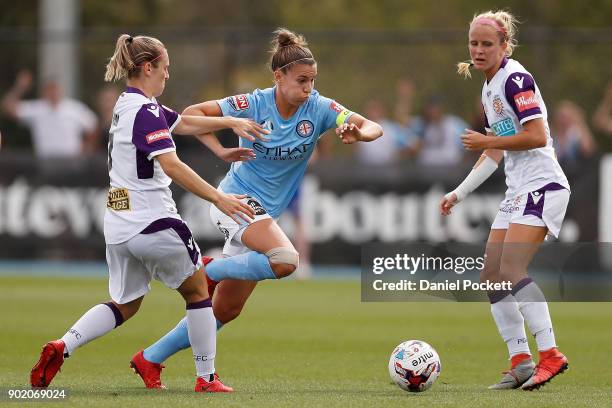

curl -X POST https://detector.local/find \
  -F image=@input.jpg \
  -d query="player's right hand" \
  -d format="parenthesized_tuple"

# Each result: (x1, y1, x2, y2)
(215, 193, 255, 224)
(230, 118, 270, 142)
(439, 192, 458, 216)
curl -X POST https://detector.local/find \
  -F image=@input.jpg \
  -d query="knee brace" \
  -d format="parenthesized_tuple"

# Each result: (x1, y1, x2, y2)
(265, 247, 299, 268)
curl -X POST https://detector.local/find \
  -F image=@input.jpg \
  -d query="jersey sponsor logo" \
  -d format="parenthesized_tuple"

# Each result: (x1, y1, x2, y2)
(492, 95, 504, 115)
(252, 141, 315, 160)
(514, 90, 539, 112)
(145, 129, 171, 144)
(228, 94, 250, 111)
(147, 104, 160, 117)
(296, 120, 314, 138)
(491, 117, 516, 137)
(511, 75, 525, 89)
(330, 101, 344, 113)
(246, 197, 267, 216)
(106, 187, 131, 211)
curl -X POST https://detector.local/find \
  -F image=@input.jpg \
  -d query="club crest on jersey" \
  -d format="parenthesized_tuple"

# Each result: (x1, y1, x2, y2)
(146, 129, 171, 144)
(296, 120, 314, 138)
(514, 91, 539, 113)
(492, 96, 504, 115)
(228, 94, 250, 111)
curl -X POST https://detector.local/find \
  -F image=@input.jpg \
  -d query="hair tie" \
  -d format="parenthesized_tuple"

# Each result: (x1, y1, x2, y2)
(126, 36, 133, 43)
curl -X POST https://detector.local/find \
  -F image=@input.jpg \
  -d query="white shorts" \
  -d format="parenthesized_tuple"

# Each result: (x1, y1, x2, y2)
(106, 219, 202, 304)
(210, 195, 272, 257)
(491, 184, 570, 238)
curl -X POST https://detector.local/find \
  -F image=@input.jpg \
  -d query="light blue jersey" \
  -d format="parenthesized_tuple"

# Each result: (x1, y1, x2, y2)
(217, 87, 353, 218)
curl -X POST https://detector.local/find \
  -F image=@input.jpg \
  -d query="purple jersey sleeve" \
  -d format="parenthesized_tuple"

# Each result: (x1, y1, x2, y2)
(504, 72, 543, 124)
(159, 104, 180, 131)
(217, 93, 256, 118)
(132, 103, 175, 159)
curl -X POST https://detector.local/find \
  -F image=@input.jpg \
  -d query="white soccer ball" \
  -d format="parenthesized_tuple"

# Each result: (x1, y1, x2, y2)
(388, 340, 441, 392)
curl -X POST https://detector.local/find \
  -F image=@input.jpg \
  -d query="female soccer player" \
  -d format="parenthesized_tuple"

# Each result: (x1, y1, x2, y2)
(439, 11, 570, 390)
(129, 28, 383, 388)
(30, 34, 269, 392)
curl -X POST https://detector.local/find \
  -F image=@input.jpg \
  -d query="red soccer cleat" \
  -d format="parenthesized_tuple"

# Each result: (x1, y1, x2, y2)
(194, 373, 234, 393)
(522, 348, 569, 391)
(30, 340, 65, 388)
(202, 256, 218, 298)
(130, 350, 166, 389)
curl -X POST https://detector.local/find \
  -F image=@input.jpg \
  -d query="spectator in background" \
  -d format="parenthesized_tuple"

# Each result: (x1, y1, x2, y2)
(593, 81, 612, 135)
(1, 69, 98, 158)
(94, 85, 121, 152)
(393, 77, 424, 159)
(353, 99, 410, 164)
(413, 95, 468, 166)
(552, 100, 596, 166)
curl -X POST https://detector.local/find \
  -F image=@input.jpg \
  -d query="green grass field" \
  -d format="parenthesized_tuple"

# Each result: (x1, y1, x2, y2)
(1, 275, 611, 407)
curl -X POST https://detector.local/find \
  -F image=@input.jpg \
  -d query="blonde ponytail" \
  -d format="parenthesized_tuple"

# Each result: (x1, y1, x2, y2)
(104, 34, 165, 82)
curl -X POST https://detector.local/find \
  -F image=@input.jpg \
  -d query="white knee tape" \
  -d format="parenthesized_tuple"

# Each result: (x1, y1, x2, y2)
(265, 247, 299, 268)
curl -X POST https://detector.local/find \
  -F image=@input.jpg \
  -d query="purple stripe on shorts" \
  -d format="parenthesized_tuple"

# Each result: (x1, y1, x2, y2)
(141, 217, 200, 265)
(522, 182, 566, 219)
(488, 290, 511, 304)
(511, 277, 533, 295)
(186, 298, 212, 310)
(103, 302, 124, 327)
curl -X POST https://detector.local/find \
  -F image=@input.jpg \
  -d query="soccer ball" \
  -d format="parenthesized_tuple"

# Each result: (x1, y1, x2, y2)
(388, 340, 441, 392)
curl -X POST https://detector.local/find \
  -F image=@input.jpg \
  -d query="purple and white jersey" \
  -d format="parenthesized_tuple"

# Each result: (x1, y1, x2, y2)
(481, 58, 569, 198)
(104, 87, 182, 244)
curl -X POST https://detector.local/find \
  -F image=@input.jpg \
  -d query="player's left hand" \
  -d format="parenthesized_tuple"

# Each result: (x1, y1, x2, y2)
(218, 147, 256, 163)
(336, 122, 363, 144)
(461, 129, 491, 150)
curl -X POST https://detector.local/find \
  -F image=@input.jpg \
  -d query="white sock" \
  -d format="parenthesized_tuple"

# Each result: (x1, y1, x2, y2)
(490, 292, 531, 358)
(513, 279, 557, 351)
(60, 303, 123, 356)
(186, 299, 216, 378)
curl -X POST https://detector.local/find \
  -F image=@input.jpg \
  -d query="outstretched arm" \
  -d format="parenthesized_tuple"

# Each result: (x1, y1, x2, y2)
(156, 151, 255, 224)
(336, 113, 383, 144)
(440, 141, 503, 215)
(1, 70, 33, 118)
(182, 101, 258, 162)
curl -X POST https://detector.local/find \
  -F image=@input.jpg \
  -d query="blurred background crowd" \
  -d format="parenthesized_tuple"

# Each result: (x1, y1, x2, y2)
(1, 0, 611, 271)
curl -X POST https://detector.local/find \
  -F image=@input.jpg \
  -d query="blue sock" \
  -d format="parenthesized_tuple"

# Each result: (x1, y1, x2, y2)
(206, 251, 277, 282)
(143, 317, 227, 364)
(143, 317, 190, 364)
